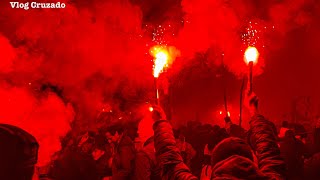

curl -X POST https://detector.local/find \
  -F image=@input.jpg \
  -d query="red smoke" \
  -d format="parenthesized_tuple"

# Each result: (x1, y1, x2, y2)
(0, 82, 74, 166)
(0, 0, 154, 121)
(0, 0, 319, 164)
(167, 0, 318, 77)
(0, 0, 151, 166)
(156, 0, 264, 77)
(0, 35, 15, 73)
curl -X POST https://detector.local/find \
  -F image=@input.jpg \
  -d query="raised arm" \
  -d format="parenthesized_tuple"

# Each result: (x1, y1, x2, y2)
(245, 93, 286, 179)
(152, 107, 198, 180)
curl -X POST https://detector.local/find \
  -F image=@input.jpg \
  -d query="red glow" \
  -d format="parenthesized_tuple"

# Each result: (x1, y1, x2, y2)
(0, 84, 74, 166)
(0, 0, 318, 170)
(0, 35, 15, 73)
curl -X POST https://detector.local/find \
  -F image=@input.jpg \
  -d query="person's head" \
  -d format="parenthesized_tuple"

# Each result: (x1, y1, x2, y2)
(174, 129, 186, 142)
(81, 137, 95, 153)
(91, 136, 107, 160)
(0, 124, 39, 180)
(105, 124, 124, 143)
(229, 124, 246, 138)
(78, 131, 96, 153)
(207, 128, 229, 151)
(126, 122, 138, 140)
(212, 125, 220, 132)
(282, 121, 289, 128)
(284, 129, 295, 139)
(211, 137, 253, 167)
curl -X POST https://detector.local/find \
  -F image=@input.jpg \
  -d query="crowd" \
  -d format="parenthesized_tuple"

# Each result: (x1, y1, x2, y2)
(1, 90, 320, 180)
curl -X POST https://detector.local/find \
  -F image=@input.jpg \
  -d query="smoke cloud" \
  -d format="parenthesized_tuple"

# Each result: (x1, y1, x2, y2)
(0, 0, 152, 166)
(0, 82, 74, 166)
(0, 0, 319, 163)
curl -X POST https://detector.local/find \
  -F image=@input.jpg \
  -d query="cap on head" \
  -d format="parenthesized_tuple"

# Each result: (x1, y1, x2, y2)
(211, 137, 253, 167)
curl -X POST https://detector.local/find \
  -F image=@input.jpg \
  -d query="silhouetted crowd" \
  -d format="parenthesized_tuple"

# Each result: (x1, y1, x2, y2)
(1, 91, 320, 180)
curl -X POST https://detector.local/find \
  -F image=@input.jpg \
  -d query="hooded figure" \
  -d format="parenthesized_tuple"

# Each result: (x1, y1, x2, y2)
(153, 114, 286, 180)
(0, 124, 39, 180)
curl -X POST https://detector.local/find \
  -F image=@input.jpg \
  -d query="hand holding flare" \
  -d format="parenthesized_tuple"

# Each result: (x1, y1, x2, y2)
(244, 46, 259, 94)
(149, 45, 179, 105)
(150, 46, 169, 105)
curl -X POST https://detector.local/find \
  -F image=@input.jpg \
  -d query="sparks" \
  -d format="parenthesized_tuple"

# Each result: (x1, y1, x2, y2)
(145, 23, 178, 46)
(244, 46, 259, 64)
(241, 21, 261, 46)
(241, 20, 273, 49)
(150, 45, 169, 78)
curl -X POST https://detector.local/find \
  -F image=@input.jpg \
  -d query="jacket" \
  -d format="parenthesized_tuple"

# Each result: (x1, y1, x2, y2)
(112, 135, 135, 180)
(153, 114, 286, 180)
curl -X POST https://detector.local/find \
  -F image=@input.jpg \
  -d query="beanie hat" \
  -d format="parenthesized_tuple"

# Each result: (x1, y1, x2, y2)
(211, 137, 253, 167)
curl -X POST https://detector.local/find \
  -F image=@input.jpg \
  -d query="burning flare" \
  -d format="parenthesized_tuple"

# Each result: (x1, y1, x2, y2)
(244, 46, 259, 64)
(150, 46, 169, 78)
(149, 106, 154, 112)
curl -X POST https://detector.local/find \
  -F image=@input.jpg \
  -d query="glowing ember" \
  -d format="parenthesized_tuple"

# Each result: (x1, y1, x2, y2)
(219, 111, 223, 115)
(150, 46, 169, 78)
(149, 107, 154, 112)
(227, 111, 231, 117)
(244, 46, 259, 64)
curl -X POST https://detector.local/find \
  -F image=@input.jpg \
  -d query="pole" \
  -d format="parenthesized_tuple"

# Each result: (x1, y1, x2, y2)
(154, 77, 160, 105)
(239, 76, 245, 127)
(249, 61, 253, 94)
(222, 53, 229, 118)
(224, 88, 228, 117)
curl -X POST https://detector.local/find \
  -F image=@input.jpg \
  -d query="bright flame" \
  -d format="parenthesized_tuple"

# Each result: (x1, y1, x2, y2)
(244, 46, 259, 64)
(219, 110, 231, 117)
(149, 107, 154, 112)
(150, 46, 169, 78)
